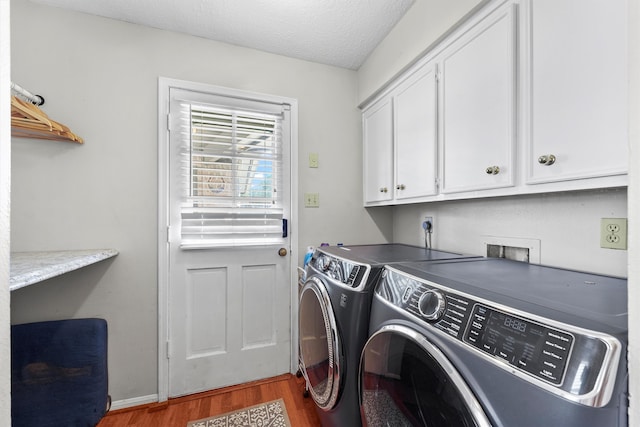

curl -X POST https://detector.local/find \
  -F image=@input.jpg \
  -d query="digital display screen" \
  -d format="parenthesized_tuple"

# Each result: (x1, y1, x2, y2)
(503, 316, 527, 332)
(463, 305, 573, 385)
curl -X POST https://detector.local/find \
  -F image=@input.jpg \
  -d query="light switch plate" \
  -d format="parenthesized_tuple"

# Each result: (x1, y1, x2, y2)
(309, 153, 319, 168)
(304, 193, 319, 207)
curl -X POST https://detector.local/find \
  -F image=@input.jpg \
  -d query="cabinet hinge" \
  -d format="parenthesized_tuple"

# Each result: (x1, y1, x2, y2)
(166, 341, 171, 359)
(167, 114, 172, 132)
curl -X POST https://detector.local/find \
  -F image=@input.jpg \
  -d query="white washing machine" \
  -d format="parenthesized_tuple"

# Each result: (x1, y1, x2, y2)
(298, 244, 479, 427)
(360, 258, 628, 426)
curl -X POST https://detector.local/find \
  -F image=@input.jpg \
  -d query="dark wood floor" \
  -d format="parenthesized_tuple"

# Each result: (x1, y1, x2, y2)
(97, 374, 321, 426)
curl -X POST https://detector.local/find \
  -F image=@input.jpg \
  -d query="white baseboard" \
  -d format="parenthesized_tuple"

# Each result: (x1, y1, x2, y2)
(110, 394, 159, 411)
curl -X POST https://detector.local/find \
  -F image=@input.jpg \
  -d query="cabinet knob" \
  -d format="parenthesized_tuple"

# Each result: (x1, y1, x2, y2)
(379, 187, 388, 193)
(485, 166, 500, 175)
(396, 184, 406, 190)
(538, 154, 556, 166)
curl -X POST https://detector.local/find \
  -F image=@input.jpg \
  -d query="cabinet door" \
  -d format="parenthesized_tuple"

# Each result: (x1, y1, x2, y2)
(363, 98, 393, 204)
(440, 4, 516, 194)
(395, 64, 438, 200)
(526, 0, 627, 184)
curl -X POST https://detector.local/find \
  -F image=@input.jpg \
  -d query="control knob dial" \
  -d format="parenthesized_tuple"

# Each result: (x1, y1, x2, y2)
(418, 289, 446, 321)
(318, 255, 331, 271)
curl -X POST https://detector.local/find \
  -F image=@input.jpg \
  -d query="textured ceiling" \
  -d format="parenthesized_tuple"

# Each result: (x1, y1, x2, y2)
(29, 0, 415, 70)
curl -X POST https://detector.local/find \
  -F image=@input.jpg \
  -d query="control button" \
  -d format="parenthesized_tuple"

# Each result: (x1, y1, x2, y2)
(418, 289, 446, 321)
(347, 266, 359, 285)
(539, 370, 559, 383)
(497, 350, 514, 363)
(402, 286, 413, 303)
(318, 255, 331, 271)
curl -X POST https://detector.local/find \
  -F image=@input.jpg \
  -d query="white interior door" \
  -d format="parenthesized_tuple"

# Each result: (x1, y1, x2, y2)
(160, 80, 295, 398)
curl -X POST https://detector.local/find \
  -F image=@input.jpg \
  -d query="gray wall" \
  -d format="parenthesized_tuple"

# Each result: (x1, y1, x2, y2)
(391, 190, 627, 277)
(10, 0, 389, 403)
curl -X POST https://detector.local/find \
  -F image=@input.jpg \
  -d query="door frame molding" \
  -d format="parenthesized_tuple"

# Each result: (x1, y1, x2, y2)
(157, 77, 299, 402)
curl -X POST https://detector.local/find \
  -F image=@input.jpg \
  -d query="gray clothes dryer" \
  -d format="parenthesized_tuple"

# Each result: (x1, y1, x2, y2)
(298, 244, 478, 427)
(360, 258, 628, 427)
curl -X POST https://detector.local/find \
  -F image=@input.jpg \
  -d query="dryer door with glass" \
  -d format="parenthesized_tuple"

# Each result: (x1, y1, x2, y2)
(299, 277, 342, 410)
(359, 325, 491, 427)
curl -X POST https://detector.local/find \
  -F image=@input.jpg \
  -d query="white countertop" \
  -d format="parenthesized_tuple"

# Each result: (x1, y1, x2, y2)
(10, 249, 119, 291)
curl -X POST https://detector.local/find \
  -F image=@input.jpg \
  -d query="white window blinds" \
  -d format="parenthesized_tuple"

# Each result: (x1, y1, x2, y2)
(176, 100, 284, 248)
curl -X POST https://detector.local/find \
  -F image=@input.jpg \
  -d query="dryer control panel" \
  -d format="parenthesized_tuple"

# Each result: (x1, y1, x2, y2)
(375, 266, 620, 405)
(308, 251, 370, 291)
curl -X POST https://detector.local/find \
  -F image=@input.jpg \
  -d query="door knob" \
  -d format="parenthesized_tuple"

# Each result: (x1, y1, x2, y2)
(278, 248, 288, 257)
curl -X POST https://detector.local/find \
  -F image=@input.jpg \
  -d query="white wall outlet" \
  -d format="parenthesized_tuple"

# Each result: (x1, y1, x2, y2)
(304, 193, 320, 208)
(600, 218, 627, 250)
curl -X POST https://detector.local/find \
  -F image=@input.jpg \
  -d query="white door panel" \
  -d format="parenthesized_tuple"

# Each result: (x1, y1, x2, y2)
(185, 267, 227, 358)
(169, 248, 291, 396)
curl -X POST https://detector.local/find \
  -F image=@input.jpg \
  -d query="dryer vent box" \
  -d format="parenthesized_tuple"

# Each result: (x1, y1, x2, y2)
(487, 244, 529, 262)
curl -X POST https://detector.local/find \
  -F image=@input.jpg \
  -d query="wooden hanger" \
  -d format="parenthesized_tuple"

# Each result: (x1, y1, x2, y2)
(11, 95, 84, 143)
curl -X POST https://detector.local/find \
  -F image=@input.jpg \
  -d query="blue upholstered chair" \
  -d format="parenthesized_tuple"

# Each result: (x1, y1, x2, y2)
(11, 318, 110, 427)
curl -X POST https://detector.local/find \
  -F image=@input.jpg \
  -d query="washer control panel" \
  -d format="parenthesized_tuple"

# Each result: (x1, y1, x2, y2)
(374, 266, 618, 401)
(463, 304, 573, 385)
(396, 276, 476, 341)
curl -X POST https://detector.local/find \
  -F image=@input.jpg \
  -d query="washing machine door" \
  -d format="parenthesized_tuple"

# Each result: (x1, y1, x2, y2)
(299, 277, 342, 410)
(360, 324, 492, 427)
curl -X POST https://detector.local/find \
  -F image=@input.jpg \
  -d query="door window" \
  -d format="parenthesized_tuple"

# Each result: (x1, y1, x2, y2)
(172, 89, 287, 249)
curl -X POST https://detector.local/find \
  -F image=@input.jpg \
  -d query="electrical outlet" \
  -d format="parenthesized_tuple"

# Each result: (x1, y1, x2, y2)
(600, 218, 627, 250)
(304, 193, 320, 208)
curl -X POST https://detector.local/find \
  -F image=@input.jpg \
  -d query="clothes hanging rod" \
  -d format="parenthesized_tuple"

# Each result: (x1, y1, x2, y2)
(10, 81, 45, 106)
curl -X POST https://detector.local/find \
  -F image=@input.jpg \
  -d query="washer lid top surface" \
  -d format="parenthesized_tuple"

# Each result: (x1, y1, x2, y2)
(319, 244, 474, 266)
(395, 258, 627, 330)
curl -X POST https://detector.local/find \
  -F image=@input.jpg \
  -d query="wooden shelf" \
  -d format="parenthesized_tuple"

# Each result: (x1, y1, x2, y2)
(10, 249, 118, 291)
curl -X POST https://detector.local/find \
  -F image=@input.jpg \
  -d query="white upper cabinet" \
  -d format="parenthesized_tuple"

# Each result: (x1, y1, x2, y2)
(525, 0, 628, 184)
(362, 63, 438, 206)
(395, 64, 438, 201)
(361, 0, 628, 206)
(440, 3, 517, 194)
(363, 97, 393, 204)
